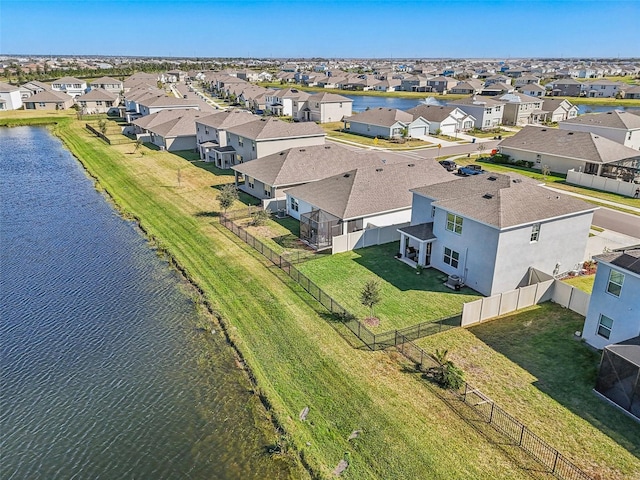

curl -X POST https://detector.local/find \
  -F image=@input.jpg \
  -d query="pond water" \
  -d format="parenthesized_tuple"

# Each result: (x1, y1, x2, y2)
(0, 126, 292, 480)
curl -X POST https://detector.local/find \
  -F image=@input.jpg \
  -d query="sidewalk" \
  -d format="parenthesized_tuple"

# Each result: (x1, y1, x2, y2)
(586, 228, 640, 260)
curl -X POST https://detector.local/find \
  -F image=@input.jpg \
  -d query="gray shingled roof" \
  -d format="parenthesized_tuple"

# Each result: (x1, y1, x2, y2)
(560, 110, 640, 130)
(23, 89, 72, 103)
(226, 117, 325, 140)
(133, 109, 199, 131)
(195, 110, 258, 129)
(144, 110, 205, 138)
(233, 144, 407, 187)
(448, 95, 505, 107)
(492, 92, 542, 104)
(345, 107, 413, 127)
(138, 96, 200, 108)
(593, 248, 640, 275)
(76, 88, 118, 101)
(0, 81, 20, 92)
(498, 126, 640, 164)
(285, 159, 455, 220)
(307, 92, 353, 104)
(406, 104, 458, 122)
(51, 76, 85, 85)
(412, 173, 595, 228)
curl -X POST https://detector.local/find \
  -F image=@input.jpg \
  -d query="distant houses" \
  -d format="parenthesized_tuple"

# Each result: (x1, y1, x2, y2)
(498, 126, 640, 176)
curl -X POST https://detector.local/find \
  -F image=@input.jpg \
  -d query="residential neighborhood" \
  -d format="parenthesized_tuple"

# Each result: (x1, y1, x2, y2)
(2, 50, 640, 480)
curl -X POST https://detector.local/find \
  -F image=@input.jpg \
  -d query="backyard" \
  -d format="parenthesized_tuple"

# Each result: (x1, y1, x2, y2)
(415, 303, 640, 480)
(296, 242, 481, 332)
(4, 109, 638, 479)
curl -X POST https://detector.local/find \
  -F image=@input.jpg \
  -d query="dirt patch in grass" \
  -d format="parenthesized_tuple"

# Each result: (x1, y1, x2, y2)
(364, 317, 380, 327)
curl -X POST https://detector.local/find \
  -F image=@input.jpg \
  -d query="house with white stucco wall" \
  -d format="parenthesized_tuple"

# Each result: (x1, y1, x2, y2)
(582, 248, 640, 350)
(398, 173, 597, 296)
(559, 110, 640, 150)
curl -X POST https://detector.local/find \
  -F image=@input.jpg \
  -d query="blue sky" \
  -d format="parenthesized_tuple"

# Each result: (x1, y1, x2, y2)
(1, 0, 639, 58)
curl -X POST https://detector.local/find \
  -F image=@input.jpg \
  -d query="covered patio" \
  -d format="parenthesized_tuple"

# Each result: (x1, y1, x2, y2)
(397, 223, 436, 268)
(209, 145, 237, 169)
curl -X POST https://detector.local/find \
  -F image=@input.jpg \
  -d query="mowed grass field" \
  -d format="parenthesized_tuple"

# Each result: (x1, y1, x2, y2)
(4, 112, 546, 479)
(3, 110, 638, 479)
(417, 303, 640, 480)
(296, 243, 481, 332)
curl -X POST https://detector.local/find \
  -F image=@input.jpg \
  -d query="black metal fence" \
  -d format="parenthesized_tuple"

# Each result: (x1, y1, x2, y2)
(395, 328, 591, 480)
(219, 213, 592, 480)
(219, 213, 459, 349)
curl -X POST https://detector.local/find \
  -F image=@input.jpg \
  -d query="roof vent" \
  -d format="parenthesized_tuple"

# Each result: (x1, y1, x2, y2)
(324, 145, 331, 149)
(408, 163, 415, 167)
(483, 193, 494, 199)
(343, 173, 351, 178)
(376, 168, 383, 172)
(567, 132, 574, 135)
(299, 149, 306, 152)
(279, 151, 285, 155)
(488, 176, 497, 181)
(541, 128, 547, 131)
(512, 178, 522, 183)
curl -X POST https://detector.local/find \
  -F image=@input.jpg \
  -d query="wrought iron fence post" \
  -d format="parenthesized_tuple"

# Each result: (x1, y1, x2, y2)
(489, 402, 495, 423)
(552, 451, 559, 474)
(463, 383, 468, 402)
(518, 425, 525, 446)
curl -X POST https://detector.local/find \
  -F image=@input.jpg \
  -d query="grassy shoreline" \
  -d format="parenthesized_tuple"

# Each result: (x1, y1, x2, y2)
(3, 112, 637, 478)
(10, 114, 535, 478)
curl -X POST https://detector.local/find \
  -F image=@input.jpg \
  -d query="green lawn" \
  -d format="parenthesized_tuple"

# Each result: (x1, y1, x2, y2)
(321, 122, 431, 149)
(416, 303, 640, 480)
(562, 274, 596, 293)
(18, 111, 544, 479)
(296, 243, 481, 332)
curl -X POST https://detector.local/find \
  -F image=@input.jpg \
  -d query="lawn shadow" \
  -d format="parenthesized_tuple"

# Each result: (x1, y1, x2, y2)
(194, 211, 219, 218)
(351, 242, 479, 296)
(398, 366, 555, 477)
(468, 307, 640, 459)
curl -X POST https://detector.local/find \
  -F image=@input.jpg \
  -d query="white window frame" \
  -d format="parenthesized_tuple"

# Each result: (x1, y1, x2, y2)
(606, 269, 624, 297)
(446, 212, 463, 235)
(290, 197, 299, 212)
(530, 223, 541, 242)
(443, 247, 459, 268)
(597, 314, 613, 339)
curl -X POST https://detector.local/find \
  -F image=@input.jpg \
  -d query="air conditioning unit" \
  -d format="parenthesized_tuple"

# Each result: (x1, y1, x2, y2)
(160, 146, 165, 151)
(446, 274, 464, 291)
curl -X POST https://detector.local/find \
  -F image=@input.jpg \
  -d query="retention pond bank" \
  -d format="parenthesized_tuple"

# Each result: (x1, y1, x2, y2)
(0, 126, 294, 479)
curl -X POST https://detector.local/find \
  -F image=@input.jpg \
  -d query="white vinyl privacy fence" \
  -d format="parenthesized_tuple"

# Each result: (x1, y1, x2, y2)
(462, 269, 591, 327)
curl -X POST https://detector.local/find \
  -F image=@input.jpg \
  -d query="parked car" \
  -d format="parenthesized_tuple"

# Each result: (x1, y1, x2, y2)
(439, 160, 457, 172)
(457, 164, 486, 176)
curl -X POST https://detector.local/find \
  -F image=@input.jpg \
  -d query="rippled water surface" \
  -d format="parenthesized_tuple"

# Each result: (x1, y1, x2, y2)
(0, 127, 291, 479)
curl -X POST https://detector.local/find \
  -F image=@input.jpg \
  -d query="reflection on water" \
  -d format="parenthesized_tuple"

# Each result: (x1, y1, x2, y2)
(0, 127, 291, 479)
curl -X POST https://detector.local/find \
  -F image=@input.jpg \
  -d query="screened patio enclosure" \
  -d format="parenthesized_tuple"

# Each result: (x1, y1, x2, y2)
(595, 337, 640, 419)
(299, 209, 342, 250)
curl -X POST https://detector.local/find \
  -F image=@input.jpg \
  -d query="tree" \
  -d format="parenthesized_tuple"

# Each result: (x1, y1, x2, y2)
(98, 119, 108, 135)
(218, 184, 239, 215)
(360, 279, 381, 320)
(133, 138, 143, 153)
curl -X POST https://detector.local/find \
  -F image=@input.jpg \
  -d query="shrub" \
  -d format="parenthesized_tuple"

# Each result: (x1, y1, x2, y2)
(429, 349, 465, 390)
(251, 209, 270, 226)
